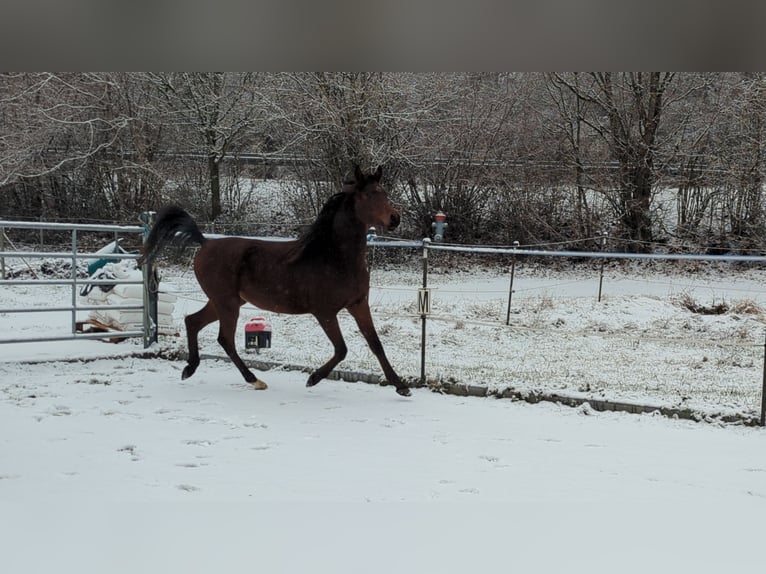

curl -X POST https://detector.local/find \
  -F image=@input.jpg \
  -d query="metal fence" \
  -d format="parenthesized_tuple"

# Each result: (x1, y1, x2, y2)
(0, 219, 158, 347)
(369, 236, 766, 426)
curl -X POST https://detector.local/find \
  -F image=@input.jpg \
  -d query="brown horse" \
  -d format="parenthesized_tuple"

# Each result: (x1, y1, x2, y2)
(142, 165, 410, 396)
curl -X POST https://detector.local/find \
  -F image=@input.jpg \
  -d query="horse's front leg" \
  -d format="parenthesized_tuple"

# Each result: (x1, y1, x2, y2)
(347, 300, 410, 397)
(307, 313, 347, 387)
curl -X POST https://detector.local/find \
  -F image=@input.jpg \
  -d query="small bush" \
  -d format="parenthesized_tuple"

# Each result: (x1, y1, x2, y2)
(674, 292, 729, 315)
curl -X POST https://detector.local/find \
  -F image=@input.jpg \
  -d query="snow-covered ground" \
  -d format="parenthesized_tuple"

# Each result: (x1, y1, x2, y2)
(5, 257, 766, 420)
(2, 256, 766, 572)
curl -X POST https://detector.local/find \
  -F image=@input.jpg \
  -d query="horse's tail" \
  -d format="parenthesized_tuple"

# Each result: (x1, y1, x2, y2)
(140, 205, 207, 265)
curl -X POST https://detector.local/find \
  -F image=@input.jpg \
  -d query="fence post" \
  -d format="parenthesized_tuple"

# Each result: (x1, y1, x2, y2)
(761, 330, 766, 427)
(367, 226, 377, 272)
(597, 231, 608, 302)
(506, 240, 519, 325)
(140, 211, 158, 348)
(420, 238, 431, 386)
(0, 227, 5, 280)
(71, 229, 78, 334)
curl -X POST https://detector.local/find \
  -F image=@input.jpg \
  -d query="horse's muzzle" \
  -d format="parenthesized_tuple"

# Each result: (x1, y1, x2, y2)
(389, 212, 400, 230)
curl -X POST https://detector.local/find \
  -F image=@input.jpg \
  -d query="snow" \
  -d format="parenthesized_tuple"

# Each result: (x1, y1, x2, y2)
(2, 257, 766, 572)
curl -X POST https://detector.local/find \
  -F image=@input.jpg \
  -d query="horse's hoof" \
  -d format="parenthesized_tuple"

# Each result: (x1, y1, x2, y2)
(251, 379, 268, 390)
(396, 387, 411, 397)
(181, 366, 194, 380)
(306, 374, 320, 387)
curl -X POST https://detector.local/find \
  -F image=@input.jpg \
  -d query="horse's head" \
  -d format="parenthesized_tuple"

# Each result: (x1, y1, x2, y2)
(349, 165, 400, 232)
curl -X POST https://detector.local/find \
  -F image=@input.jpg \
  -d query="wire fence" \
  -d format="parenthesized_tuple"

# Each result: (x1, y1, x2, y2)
(365, 236, 766, 426)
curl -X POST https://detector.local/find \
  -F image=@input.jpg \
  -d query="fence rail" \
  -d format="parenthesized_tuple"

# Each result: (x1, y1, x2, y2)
(0, 220, 145, 233)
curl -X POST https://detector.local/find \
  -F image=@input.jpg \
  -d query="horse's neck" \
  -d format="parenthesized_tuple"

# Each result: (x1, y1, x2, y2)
(331, 213, 367, 266)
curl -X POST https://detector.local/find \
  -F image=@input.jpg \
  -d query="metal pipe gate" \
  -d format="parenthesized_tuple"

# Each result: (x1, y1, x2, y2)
(0, 218, 157, 347)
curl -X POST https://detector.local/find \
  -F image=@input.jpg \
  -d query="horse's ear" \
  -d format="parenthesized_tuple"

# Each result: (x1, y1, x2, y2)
(373, 165, 382, 181)
(354, 164, 364, 185)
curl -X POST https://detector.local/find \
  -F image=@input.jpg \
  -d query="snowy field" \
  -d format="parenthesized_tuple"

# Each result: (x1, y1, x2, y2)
(169, 256, 766, 421)
(2, 255, 766, 572)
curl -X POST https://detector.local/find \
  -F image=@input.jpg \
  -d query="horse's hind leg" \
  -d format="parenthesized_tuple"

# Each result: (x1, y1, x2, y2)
(215, 299, 267, 390)
(182, 301, 219, 380)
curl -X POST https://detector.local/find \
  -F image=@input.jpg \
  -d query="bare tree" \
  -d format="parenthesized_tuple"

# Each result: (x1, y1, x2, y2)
(146, 72, 272, 221)
(711, 73, 766, 242)
(271, 72, 425, 224)
(3, 72, 766, 254)
(662, 73, 766, 250)
(664, 74, 723, 243)
(400, 73, 528, 242)
(550, 73, 683, 252)
(542, 72, 605, 241)
(0, 72, 142, 221)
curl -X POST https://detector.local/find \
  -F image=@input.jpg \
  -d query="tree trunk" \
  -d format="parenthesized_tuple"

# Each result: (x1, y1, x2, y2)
(209, 154, 221, 221)
(621, 162, 654, 250)
(599, 72, 670, 252)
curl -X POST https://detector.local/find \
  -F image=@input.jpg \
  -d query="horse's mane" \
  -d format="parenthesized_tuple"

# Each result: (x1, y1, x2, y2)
(290, 190, 355, 262)
(289, 170, 380, 262)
